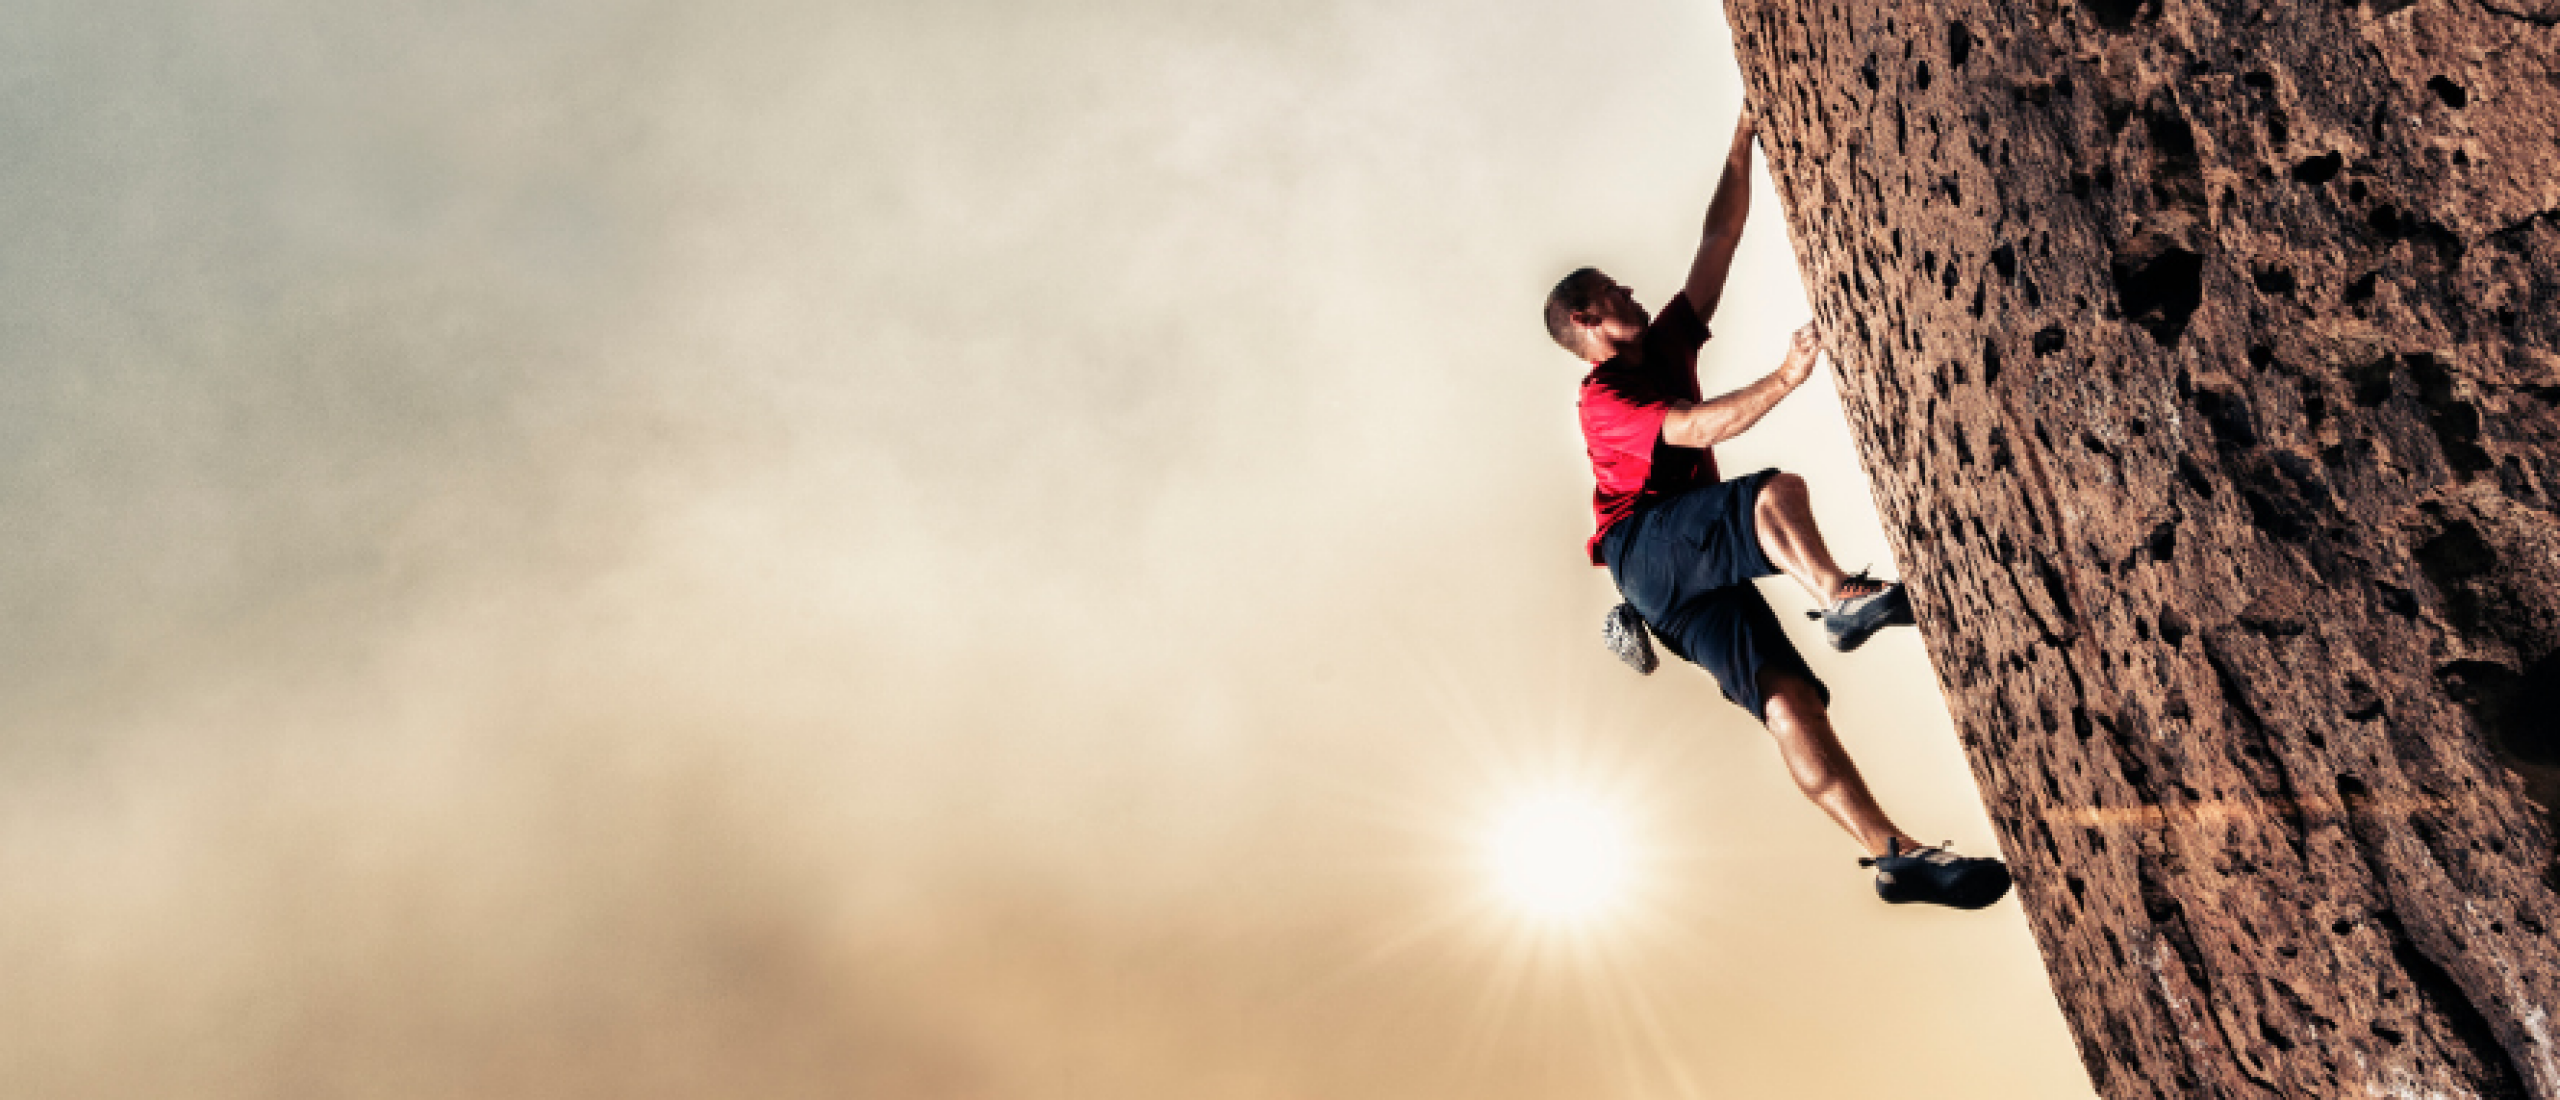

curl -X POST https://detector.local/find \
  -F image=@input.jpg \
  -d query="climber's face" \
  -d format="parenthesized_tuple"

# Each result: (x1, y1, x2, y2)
(1571, 272, 1650, 356)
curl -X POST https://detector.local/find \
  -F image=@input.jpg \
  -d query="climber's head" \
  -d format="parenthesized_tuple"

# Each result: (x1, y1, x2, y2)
(1544, 267, 1650, 361)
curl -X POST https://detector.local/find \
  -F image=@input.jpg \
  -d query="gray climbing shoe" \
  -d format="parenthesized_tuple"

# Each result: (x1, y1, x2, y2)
(1602, 601, 1658, 675)
(1806, 571, 1913, 652)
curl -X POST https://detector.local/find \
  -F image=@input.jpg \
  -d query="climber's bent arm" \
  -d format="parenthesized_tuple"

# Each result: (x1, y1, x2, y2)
(1661, 370, 1792, 449)
(1660, 322, 1824, 449)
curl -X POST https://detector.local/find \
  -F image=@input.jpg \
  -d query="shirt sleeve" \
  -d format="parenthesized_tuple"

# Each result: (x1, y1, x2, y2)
(1644, 291, 1710, 361)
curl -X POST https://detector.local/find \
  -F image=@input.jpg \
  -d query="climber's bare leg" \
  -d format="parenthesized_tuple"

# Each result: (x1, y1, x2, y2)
(1759, 669, 1913, 857)
(1753, 471, 1883, 604)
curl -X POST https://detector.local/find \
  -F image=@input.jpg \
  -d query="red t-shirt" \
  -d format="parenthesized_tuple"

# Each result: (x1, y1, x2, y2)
(1578, 291, 1721, 564)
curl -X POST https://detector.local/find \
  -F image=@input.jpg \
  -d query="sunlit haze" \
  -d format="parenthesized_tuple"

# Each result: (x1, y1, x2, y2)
(3, 0, 2095, 1096)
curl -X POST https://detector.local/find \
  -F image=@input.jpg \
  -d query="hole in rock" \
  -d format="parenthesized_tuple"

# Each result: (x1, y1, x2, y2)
(2239, 483, 2314, 542)
(2369, 205, 2404, 240)
(2258, 1018, 2298, 1053)
(2102, 100, 2134, 134)
(2416, 519, 2496, 633)
(2176, 453, 2215, 499)
(2111, 248, 2206, 347)
(2163, 693, 2193, 722)
(2406, 352, 2491, 474)
(2143, 109, 2199, 172)
(2344, 677, 2385, 721)
(1948, 22, 1972, 67)
(2157, 607, 2192, 648)
(2078, 0, 2153, 30)
(2345, 355, 2394, 406)
(2427, 76, 2468, 109)
(2193, 389, 2258, 448)
(2376, 584, 2419, 619)
(2431, 657, 2560, 882)
(2291, 152, 2343, 184)
(2034, 556, 2076, 623)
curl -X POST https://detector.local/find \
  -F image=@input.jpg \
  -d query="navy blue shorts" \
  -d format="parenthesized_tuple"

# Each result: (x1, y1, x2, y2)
(1601, 469, 1828, 722)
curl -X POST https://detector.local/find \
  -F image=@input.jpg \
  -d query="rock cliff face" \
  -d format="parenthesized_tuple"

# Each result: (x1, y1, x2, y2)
(1725, 1, 2560, 1095)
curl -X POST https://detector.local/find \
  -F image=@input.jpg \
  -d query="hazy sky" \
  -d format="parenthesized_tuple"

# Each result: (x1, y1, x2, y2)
(3, 1, 2095, 1096)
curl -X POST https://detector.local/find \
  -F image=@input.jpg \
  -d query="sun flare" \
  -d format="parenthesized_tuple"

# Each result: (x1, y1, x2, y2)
(1482, 789, 1635, 922)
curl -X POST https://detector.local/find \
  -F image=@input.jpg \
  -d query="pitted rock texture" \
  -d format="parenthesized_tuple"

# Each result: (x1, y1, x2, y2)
(1727, 1, 2560, 1096)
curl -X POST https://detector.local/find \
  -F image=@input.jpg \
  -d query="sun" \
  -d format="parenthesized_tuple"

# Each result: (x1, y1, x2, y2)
(1481, 789, 1636, 922)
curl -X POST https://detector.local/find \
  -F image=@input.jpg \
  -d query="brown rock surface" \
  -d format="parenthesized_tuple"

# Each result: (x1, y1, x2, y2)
(1725, 0, 2560, 1095)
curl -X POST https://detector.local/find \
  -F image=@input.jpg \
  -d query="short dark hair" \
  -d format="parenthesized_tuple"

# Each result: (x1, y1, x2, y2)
(1543, 267, 1604, 355)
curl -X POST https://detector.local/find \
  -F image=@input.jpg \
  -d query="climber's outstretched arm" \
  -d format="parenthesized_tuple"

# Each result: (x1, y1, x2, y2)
(1682, 108, 1758, 327)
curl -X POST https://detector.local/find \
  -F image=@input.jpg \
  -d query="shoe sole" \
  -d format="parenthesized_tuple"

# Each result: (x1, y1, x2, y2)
(1877, 863, 2012, 910)
(1604, 605, 1658, 675)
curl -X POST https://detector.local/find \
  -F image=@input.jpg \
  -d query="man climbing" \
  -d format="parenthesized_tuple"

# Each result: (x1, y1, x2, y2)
(1543, 105, 2011, 910)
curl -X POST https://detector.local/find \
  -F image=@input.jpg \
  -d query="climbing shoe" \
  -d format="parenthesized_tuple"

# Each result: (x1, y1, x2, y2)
(1602, 601, 1658, 675)
(1805, 570, 1913, 652)
(1860, 840, 2012, 910)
